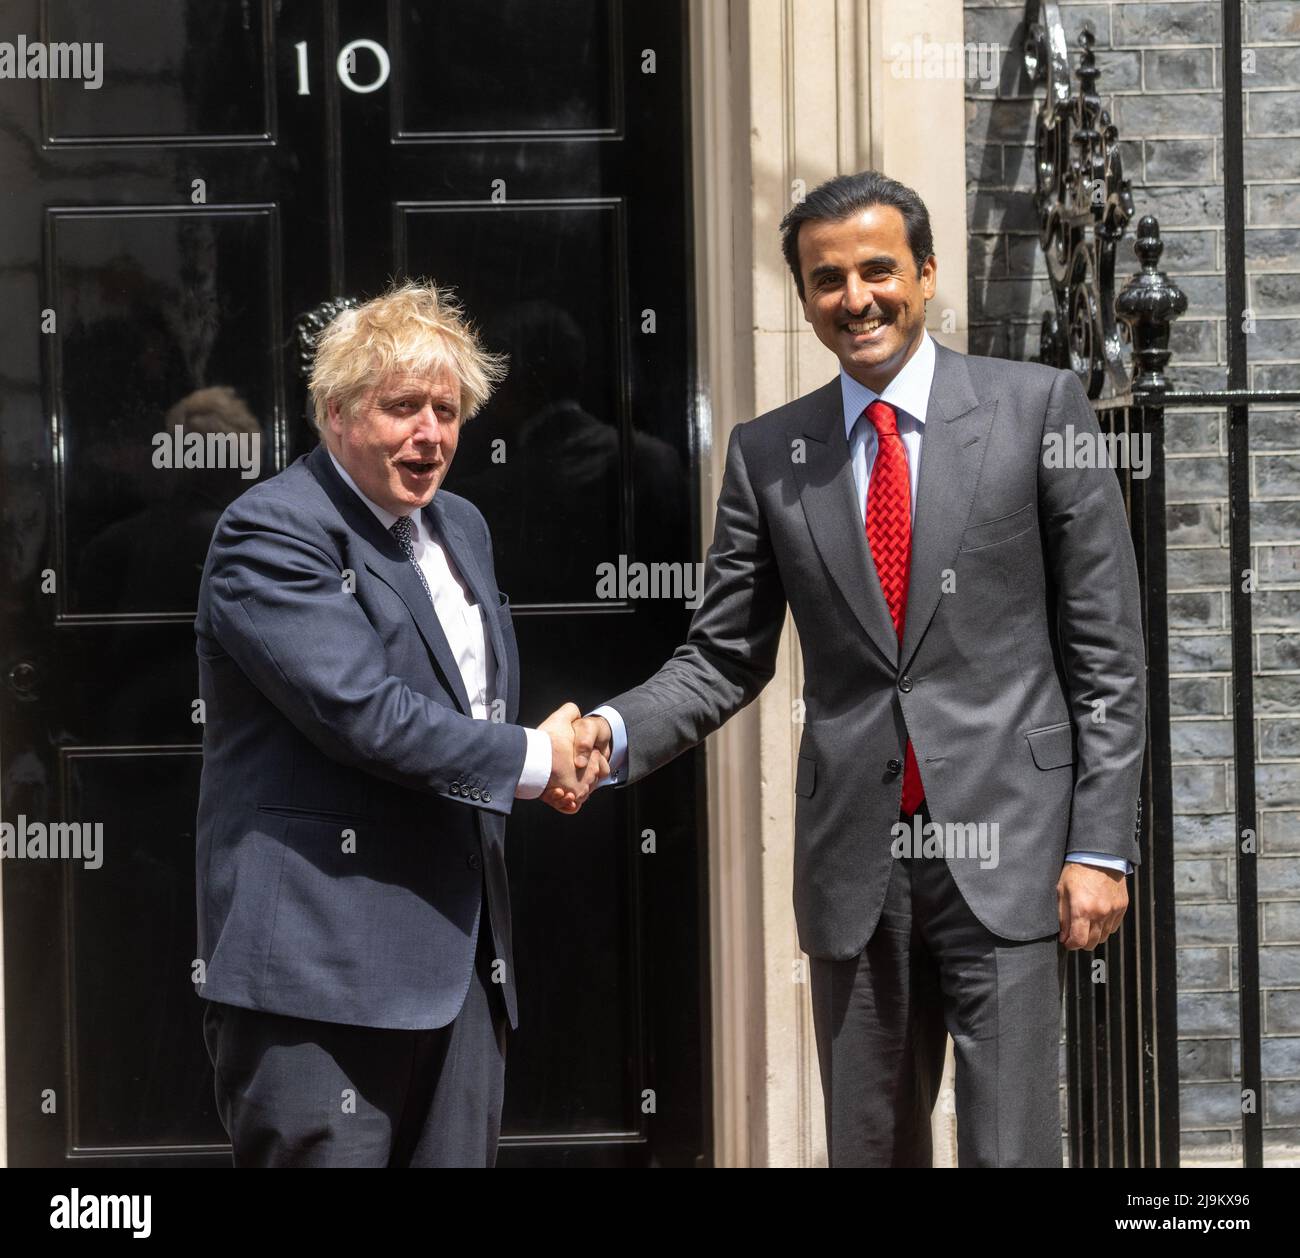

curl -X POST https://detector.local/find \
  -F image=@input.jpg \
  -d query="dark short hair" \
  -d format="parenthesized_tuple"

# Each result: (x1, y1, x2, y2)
(779, 171, 935, 299)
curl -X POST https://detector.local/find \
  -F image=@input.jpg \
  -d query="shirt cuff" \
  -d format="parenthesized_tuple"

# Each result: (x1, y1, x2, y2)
(514, 726, 554, 799)
(1066, 851, 1133, 875)
(589, 704, 627, 787)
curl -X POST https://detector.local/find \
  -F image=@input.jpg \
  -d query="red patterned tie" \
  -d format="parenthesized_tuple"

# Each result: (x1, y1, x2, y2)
(863, 399, 924, 815)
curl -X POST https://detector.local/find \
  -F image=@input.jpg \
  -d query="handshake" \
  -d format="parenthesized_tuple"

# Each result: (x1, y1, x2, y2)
(538, 703, 614, 814)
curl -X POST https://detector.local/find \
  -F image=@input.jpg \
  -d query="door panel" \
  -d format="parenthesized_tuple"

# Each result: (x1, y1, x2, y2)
(44, 0, 274, 143)
(64, 750, 208, 1151)
(392, 0, 618, 138)
(50, 206, 279, 621)
(402, 200, 628, 605)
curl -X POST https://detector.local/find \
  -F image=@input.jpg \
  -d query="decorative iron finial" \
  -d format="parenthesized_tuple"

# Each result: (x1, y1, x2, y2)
(294, 296, 363, 377)
(1116, 216, 1188, 395)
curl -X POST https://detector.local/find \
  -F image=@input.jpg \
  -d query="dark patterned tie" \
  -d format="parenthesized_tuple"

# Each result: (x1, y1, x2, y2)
(390, 515, 434, 605)
(864, 399, 924, 815)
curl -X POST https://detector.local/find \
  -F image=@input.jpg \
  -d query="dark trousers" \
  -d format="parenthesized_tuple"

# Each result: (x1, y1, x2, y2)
(202, 893, 509, 1167)
(808, 801, 1067, 1167)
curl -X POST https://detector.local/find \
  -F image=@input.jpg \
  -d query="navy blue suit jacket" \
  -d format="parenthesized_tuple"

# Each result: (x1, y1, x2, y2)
(194, 442, 528, 1030)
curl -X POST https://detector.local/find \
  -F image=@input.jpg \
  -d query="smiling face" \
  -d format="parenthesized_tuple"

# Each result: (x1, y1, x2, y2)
(796, 204, 937, 392)
(326, 368, 461, 515)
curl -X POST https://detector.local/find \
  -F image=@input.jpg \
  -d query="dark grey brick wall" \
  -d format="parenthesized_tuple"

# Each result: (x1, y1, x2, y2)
(965, 0, 1300, 1165)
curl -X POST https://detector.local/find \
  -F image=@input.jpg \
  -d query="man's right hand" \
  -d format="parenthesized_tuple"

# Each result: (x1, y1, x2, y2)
(540, 709, 612, 814)
(539, 704, 609, 814)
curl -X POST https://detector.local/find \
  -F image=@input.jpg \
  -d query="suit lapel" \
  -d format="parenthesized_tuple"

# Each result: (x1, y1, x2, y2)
(791, 379, 900, 667)
(306, 444, 473, 716)
(899, 342, 999, 671)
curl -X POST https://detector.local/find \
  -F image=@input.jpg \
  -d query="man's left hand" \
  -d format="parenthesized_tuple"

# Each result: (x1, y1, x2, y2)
(1056, 862, 1129, 950)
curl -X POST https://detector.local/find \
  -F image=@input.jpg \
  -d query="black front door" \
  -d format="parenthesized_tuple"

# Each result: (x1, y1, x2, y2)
(0, 0, 705, 1168)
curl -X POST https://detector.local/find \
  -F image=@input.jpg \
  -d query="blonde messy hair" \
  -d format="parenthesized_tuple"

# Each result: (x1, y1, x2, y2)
(308, 279, 507, 431)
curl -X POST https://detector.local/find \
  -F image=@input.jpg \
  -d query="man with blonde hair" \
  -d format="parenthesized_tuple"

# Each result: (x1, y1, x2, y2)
(194, 280, 604, 1167)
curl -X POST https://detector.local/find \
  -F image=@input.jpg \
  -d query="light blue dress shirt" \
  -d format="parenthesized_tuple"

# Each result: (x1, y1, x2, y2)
(593, 333, 1130, 875)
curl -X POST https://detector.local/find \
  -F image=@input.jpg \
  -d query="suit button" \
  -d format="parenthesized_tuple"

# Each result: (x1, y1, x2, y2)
(898, 676, 913, 693)
(887, 758, 903, 774)
(482, 790, 492, 803)
(467, 852, 481, 870)
(470, 788, 481, 800)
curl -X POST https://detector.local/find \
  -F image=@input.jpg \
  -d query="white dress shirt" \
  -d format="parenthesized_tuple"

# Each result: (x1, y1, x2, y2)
(596, 333, 1129, 874)
(327, 451, 552, 798)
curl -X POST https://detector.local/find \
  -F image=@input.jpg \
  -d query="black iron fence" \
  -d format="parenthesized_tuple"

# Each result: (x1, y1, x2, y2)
(1023, 0, 1300, 1167)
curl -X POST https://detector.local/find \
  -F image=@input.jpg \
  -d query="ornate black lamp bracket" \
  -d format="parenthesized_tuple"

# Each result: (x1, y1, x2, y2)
(1022, 4, 1184, 397)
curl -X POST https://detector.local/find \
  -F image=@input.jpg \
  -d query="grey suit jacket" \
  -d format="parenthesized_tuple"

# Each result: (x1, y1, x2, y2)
(194, 443, 528, 1030)
(603, 343, 1146, 955)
